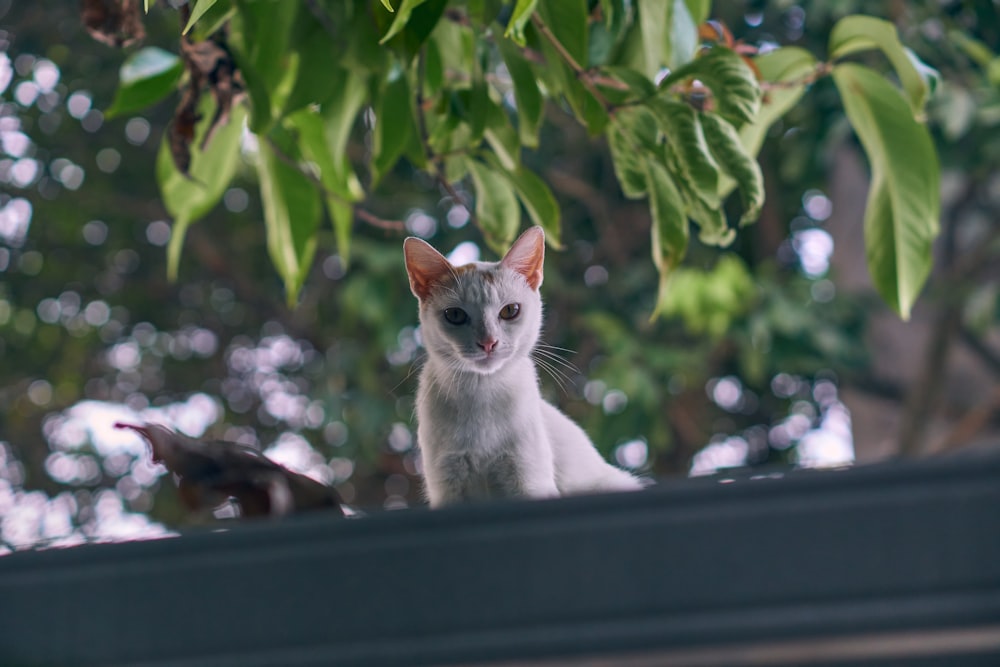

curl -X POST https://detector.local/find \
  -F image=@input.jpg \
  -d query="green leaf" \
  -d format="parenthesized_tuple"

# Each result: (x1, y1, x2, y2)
(380, 0, 395, 10)
(228, 0, 299, 133)
(668, 0, 698, 68)
(465, 159, 521, 253)
(701, 111, 763, 226)
(504, 0, 539, 46)
(537, 0, 587, 66)
(288, 105, 364, 264)
(379, 0, 429, 44)
(738, 46, 816, 158)
(829, 15, 937, 117)
(637, 0, 698, 75)
(658, 47, 761, 126)
(497, 36, 544, 148)
(281, 10, 347, 117)
(507, 165, 561, 246)
(372, 67, 416, 187)
(647, 98, 721, 207)
(483, 98, 520, 171)
(645, 158, 689, 320)
(948, 29, 995, 67)
(188, 0, 234, 41)
(682, 0, 710, 26)
(832, 63, 940, 319)
(607, 106, 658, 199)
(105, 47, 184, 118)
(156, 99, 246, 281)
(637, 0, 668, 79)
(257, 134, 323, 307)
(183, 0, 219, 35)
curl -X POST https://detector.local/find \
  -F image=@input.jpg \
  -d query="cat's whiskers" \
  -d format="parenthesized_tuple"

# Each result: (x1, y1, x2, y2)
(532, 355, 570, 394)
(533, 349, 580, 374)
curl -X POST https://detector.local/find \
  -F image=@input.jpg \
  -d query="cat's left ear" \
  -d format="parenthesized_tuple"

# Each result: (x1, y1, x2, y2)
(404, 237, 454, 301)
(501, 226, 545, 290)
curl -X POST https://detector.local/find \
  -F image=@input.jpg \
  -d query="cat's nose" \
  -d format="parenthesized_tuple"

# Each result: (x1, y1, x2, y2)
(478, 338, 498, 354)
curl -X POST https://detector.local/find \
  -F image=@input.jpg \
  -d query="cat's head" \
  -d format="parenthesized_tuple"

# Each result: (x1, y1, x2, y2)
(404, 226, 545, 375)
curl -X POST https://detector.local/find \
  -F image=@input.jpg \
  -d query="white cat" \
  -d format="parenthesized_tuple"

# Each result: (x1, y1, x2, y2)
(404, 226, 644, 507)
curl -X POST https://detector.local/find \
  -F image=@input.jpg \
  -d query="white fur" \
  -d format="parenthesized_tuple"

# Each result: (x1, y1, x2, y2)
(405, 227, 644, 507)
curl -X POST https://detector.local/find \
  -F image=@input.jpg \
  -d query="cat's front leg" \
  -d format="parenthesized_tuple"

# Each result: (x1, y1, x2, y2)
(514, 438, 560, 500)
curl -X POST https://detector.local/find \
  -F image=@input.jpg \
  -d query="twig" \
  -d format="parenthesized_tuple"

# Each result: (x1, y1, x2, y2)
(531, 14, 613, 114)
(263, 136, 406, 233)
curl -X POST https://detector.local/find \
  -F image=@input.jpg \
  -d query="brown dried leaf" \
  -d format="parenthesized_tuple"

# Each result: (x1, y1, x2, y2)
(169, 35, 245, 174)
(81, 0, 146, 48)
(115, 422, 345, 519)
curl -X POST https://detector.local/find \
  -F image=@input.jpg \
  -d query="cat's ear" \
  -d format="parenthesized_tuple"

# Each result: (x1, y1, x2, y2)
(404, 237, 454, 300)
(501, 226, 545, 290)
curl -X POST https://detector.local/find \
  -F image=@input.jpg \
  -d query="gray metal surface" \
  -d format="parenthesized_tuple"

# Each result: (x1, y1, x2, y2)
(2, 452, 999, 666)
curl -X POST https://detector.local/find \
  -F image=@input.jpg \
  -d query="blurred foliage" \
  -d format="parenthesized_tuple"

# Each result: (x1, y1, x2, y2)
(0, 0, 997, 553)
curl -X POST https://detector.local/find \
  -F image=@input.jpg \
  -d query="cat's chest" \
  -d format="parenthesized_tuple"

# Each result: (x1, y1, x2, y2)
(419, 364, 541, 450)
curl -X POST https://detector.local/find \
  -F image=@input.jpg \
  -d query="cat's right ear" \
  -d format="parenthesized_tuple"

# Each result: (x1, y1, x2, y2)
(404, 237, 454, 301)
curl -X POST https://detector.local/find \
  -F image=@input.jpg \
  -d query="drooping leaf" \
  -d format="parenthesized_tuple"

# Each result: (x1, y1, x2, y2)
(506, 164, 561, 246)
(661, 139, 733, 247)
(288, 106, 364, 263)
(372, 67, 416, 187)
(187, 0, 233, 40)
(497, 36, 544, 148)
(183, 0, 219, 34)
(465, 158, 522, 253)
(668, 0, 698, 68)
(682, 0, 710, 26)
(636, 0, 668, 79)
(483, 98, 521, 171)
(504, 0, 539, 46)
(739, 46, 817, 158)
(281, 10, 346, 117)
(647, 98, 721, 207)
(701, 111, 764, 226)
(636, 0, 698, 75)
(105, 46, 184, 118)
(257, 132, 323, 306)
(829, 15, 938, 117)
(157, 98, 246, 281)
(607, 106, 659, 199)
(832, 63, 940, 319)
(534, 0, 609, 135)
(227, 0, 298, 132)
(536, 0, 587, 65)
(658, 46, 761, 126)
(645, 158, 689, 320)
(379, 0, 429, 44)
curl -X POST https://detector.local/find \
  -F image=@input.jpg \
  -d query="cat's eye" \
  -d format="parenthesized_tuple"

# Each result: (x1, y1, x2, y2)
(499, 303, 520, 320)
(443, 307, 468, 325)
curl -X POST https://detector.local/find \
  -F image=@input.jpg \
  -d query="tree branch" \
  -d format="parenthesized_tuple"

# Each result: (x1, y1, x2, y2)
(263, 136, 405, 233)
(531, 14, 613, 114)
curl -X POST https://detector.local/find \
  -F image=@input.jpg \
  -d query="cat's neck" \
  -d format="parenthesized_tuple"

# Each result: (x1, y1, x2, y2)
(422, 352, 538, 401)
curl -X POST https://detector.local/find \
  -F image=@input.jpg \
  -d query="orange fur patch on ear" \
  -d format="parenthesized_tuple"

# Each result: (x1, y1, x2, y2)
(501, 226, 545, 290)
(404, 237, 454, 300)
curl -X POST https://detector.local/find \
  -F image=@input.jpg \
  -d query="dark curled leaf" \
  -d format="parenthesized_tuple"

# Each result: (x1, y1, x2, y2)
(81, 0, 146, 48)
(115, 422, 345, 518)
(169, 84, 201, 176)
(170, 34, 245, 175)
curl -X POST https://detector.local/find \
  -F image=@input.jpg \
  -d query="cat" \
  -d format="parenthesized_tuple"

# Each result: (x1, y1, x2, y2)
(403, 225, 645, 507)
